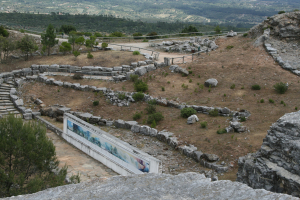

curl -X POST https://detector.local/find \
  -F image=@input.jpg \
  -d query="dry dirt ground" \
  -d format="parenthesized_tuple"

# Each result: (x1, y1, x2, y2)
(0, 51, 144, 72)
(19, 36, 300, 181)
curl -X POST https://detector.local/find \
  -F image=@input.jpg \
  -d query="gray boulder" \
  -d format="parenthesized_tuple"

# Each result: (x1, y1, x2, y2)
(205, 78, 218, 87)
(187, 114, 199, 124)
(201, 153, 219, 162)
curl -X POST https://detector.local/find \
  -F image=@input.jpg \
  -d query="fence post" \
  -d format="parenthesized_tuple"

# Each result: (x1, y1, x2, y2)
(172, 58, 174, 64)
(192, 54, 194, 61)
(151, 51, 153, 56)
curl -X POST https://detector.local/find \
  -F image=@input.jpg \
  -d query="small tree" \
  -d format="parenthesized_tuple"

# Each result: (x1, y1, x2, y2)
(0, 36, 15, 63)
(0, 115, 68, 197)
(147, 32, 158, 39)
(41, 24, 58, 56)
(17, 35, 38, 61)
(85, 36, 97, 51)
(68, 31, 79, 52)
(0, 26, 9, 37)
(59, 41, 72, 55)
(215, 25, 221, 34)
(73, 50, 80, 60)
(74, 36, 85, 51)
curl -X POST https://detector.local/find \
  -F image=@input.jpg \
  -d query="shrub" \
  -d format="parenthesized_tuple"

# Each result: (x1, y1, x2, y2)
(230, 84, 235, 89)
(240, 116, 246, 122)
(260, 99, 264, 103)
(134, 80, 148, 92)
(295, 107, 298, 111)
(132, 92, 144, 101)
(251, 84, 261, 90)
(243, 33, 248, 37)
(273, 82, 288, 94)
(133, 112, 141, 120)
(161, 87, 165, 91)
(148, 99, 157, 105)
(189, 79, 192, 83)
(101, 42, 108, 48)
(133, 51, 140, 55)
(217, 128, 227, 134)
(209, 108, 219, 117)
(142, 39, 148, 42)
(73, 73, 83, 80)
(226, 45, 234, 49)
(269, 99, 275, 103)
(278, 11, 286, 14)
(145, 104, 156, 114)
(130, 74, 139, 82)
(280, 101, 284, 104)
(181, 107, 197, 118)
(93, 100, 99, 106)
(87, 51, 93, 59)
(151, 120, 157, 128)
(118, 93, 126, 100)
(147, 112, 164, 124)
(200, 121, 207, 128)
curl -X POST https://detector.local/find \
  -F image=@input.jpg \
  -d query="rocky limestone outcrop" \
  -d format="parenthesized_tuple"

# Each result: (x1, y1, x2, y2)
(237, 111, 300, 197)
(5, 173, 298, 200)
(249, 11, 300, 41)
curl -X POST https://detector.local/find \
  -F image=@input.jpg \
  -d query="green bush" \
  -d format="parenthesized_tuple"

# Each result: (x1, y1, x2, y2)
(133, 51, 140, 55)
(217, 128, 227, 134)
(200, 121, 207, 128)
(161, 87, 165, 91)
(281, 101, 284, 104)
(251, 84, 261, 90)
(269, 99, 275, 103)
(132, 92, 144, 101)
(118, 93, 126, 100)
(226, 45, 234, 49)
(130, 74, 139, 82)
(181, 107, 197, 118)
(151, 120, 157, 128)
(243, 33, 248, 37)
(101, 42, 108, 48)
(134, 80, 148, 92)
(230, 84, 235, 89)
(147, 112, 164, 124)
(209, 108, 219, 117)
(73, 73, 83, 80)
(93, 100, 99, 106)
(87, 51, 93, 59)
(142, 39, 148, 42)
(145, 104, 156, 114)
(133, 112, 141, 120)
(260, 99, 264, 103)
(148, 99, 157, 105)
(240, 116, 246, 122)
(278, 11, 286, 14)
(273, 82, 288, 94)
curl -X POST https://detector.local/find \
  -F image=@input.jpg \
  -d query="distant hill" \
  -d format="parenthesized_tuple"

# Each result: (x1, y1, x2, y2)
(1, 0, 299, 25)
(0, 13, 249, 35)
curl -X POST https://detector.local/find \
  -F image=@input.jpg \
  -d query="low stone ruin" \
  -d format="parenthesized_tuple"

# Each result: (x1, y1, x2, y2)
(150, 37, 218, 53)
(237, 110, 300, 197)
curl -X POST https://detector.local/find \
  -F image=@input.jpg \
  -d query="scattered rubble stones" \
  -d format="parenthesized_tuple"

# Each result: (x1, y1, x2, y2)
(150, 37, 219, 53)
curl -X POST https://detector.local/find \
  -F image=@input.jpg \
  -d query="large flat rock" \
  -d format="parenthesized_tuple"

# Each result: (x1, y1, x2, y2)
(6, 172, 297, 200)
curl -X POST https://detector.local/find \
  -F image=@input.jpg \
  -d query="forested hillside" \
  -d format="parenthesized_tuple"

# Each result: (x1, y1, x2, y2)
(1, 0, 299, 25)
(0, 13, 249, 34)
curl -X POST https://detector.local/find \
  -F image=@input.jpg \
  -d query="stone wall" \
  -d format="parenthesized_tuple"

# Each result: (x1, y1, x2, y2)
(237, 111, 300, 197)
